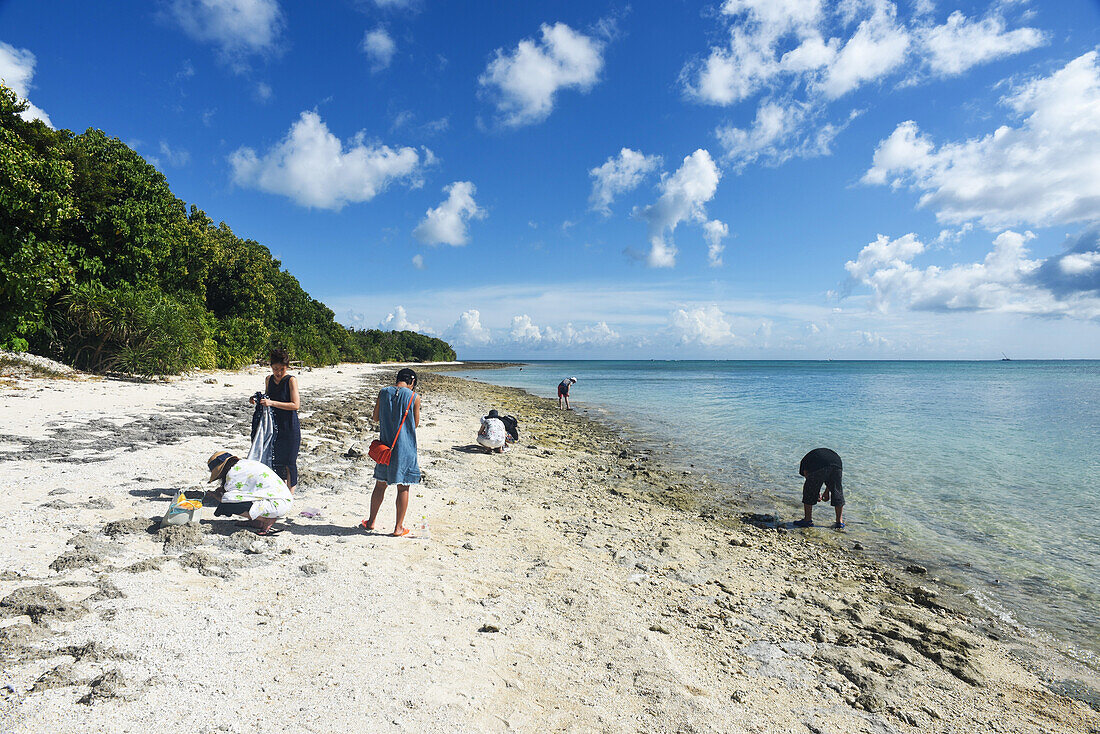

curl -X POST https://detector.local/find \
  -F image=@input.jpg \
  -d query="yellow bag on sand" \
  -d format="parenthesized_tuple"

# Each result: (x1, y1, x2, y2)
(163, 491, 203, 526)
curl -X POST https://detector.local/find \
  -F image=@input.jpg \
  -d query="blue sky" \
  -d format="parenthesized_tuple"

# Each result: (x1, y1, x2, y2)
(3, 0, 1100, 359)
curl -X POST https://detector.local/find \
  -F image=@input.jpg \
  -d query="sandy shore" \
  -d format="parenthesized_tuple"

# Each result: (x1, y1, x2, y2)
(0, 361, 1097, 733)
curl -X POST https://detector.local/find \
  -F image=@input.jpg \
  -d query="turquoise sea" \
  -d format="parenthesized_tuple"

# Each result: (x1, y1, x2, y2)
(444, 360, 1100, 665)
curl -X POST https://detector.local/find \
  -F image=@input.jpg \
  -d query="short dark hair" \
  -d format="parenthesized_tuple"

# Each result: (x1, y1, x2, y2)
(396, 367, 417, 385)
(269, 348, 290, 366)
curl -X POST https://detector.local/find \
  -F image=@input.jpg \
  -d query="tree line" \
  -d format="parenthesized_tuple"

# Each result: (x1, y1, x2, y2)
(0, 85, 456, 375)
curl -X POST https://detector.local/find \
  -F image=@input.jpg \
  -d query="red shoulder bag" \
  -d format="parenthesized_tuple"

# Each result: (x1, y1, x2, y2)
(368, 390, 414, 465)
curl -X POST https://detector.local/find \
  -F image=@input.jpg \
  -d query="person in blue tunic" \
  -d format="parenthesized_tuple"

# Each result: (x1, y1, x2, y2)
(250, 348, 301, 492)
(362, 367, 421, 537)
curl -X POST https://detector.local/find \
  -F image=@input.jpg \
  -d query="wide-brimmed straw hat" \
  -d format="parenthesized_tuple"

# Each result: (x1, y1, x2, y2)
(207, 450, 235, 483)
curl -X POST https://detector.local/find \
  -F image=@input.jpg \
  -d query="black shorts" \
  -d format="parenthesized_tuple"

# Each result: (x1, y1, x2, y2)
(558, 386, 569, 397)
(803, 466, 844, 506)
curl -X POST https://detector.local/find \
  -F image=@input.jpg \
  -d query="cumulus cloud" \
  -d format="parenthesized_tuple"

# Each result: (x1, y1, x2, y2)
(169, 0, 283, 65)
(688, 1, 1046, 170)
(668, 305, 735, 345)
(589, 148, 662, 215)
(362, 27, 396, 72)
(842, 229, 1100, 319)
(635, 149, 722, 268)
(413, 181, 486, 246)
(229, 111, 427, 210)
(864, 52, 1100, 229)
(510, 314, 542, 343)
(379, 305, 430, 333)
(479, 22, 604, 127)
(919, 10, 1046, 77)
(411, 254, 425, 270)
(0, 42, 52, 126)
(446, 309, 491, 346)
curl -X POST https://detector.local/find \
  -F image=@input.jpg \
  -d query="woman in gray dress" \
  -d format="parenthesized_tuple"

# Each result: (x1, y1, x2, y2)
(361, 367, 421, 537)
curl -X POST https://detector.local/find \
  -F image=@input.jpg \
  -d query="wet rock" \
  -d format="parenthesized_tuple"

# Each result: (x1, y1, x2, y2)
(78, 668, 126, 704)
(49, 550, 103, 573)
(104, 517, 159, 538)
(300, 561, 328, 576)
(649, 624, 670, 634)
(905, 564, 927, 575)
(0, 586, 88, 624)
(462, 542, 475, 551)
(222, 530, 266, 553)
(853, 542, 864, 551)
(159, 523, 208, 552)
(344, 445, 363, 459)
(479, 623, 501, 633)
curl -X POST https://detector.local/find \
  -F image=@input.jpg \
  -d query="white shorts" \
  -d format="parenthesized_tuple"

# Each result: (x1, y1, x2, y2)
(477, 435, 505, 450)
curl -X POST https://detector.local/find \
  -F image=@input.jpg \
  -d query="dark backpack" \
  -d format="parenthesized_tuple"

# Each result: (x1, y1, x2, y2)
(500, 415, 519, 441)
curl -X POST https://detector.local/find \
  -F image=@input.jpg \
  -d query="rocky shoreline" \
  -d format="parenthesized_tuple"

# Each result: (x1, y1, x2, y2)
(0, 363, 1097, 732)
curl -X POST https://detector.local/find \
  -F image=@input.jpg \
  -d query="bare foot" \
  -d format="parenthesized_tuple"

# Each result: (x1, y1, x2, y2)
(392, 527, 410, 537)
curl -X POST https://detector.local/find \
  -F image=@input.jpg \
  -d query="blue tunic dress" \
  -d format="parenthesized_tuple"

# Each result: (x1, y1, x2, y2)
(372, 386, 420, 485)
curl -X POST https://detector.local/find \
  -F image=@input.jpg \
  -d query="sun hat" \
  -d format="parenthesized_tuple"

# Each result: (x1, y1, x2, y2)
(570, 377, 577, 383)
(486, 409, 500, 419)
(207, 450, 235, 483)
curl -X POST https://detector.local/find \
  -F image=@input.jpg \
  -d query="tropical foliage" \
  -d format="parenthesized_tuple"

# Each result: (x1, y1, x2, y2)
(0, 85, 455, 373)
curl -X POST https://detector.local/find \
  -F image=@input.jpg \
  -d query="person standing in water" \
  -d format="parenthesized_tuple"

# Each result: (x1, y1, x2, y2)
(557, 377, 577, 410)
(793, 448, 845, 529)
(250, 348, 300, 493)
(362, 368, 421, 537)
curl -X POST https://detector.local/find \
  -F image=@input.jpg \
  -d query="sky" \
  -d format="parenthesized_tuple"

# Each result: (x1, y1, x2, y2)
(2, 0, 1100, 359)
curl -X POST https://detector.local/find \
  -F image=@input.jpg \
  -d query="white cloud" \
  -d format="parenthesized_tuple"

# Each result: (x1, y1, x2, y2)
(689, 1, 1045, 173)
(703, 219, 729, 267)
(411, 254, 425, 270)
(815, 2, 909, 99)
(169, 0, 283, 64)
(1060, 251, 1100, 277)
(842, 229, 1100, 319)
(589, 148, 661, 215)
(668, 305, 735, 345)
(229, 111, 426, 210)
(510, 314, 543, 343)
(379, 305, 430, 333)
(864, 52, 1100, 229)
(446, 309, 491, 346)
(635, 149, 722, 268)
(255, 81, 273, 102)
(919, 11, 1046, 77)
(479, 22, 604, 127)
(362, 27, 396, 72)
(158, 141, 191, 167)
(0, 42, 51, 126)
(413, 181, 486, 246)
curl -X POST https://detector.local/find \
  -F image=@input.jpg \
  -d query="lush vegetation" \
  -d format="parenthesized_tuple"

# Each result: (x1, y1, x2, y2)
(0, 85, 455, 375)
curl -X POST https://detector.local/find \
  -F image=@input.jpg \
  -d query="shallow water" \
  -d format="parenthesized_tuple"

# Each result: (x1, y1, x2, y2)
(445, 360, 1100, 664)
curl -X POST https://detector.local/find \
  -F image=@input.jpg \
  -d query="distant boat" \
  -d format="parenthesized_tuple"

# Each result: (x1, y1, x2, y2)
(1001, 352, 1012, 361)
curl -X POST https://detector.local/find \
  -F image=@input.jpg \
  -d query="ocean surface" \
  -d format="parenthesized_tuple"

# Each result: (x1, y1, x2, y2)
(443, 360, 1100, 665)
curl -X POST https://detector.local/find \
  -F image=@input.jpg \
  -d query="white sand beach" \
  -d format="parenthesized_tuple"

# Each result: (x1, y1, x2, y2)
(1, 361, 1098, 733)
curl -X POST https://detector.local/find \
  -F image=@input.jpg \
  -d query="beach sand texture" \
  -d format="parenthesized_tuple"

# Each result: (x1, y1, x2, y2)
(0, 362, 1097, 733)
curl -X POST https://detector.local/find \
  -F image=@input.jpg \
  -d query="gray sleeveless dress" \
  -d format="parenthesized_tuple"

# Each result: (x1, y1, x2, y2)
(372, 386, 420, 485)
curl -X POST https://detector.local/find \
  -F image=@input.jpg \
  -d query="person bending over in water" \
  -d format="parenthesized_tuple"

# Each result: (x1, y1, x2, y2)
(793, 448, 844, 529)
(206, 450, 293, 535)
(362, 368, 421, 537)
(557, 377, 577, 410)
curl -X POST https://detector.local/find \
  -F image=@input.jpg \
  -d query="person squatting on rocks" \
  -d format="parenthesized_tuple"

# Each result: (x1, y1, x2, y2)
(557, 377, 577, 410)
(476, 409, 517, 453)
(206, 450, 294, 535)
(794, 447, 845, 529)
(362, 368, 421, 537)
(249, 348, 301, 493)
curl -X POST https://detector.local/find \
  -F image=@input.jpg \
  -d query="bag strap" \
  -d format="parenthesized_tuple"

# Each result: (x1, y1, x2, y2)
(389, 388, 415, 448)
